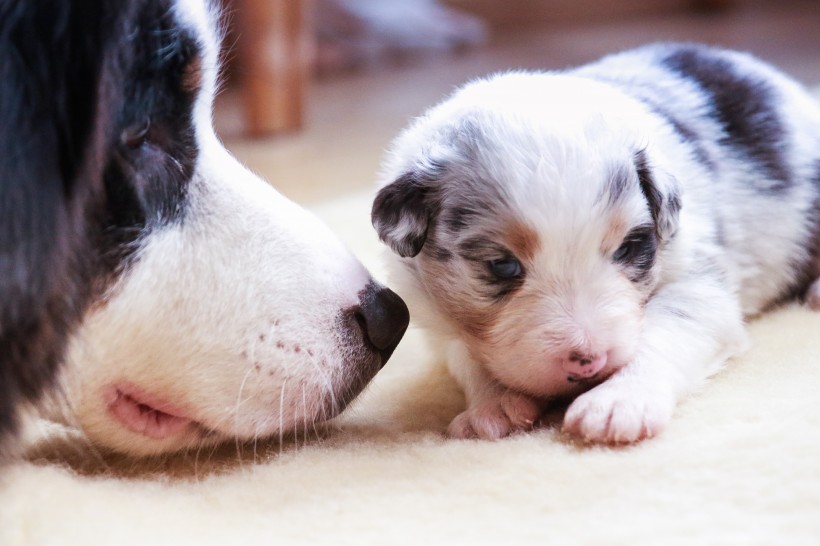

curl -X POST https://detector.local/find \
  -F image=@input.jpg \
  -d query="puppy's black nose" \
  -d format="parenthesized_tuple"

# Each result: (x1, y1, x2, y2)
(355, 283, 410, 366)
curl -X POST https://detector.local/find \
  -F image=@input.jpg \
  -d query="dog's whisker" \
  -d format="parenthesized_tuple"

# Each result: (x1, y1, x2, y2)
(302, 385, 309, 450)
(232, 365, 257, 463)
(193, 437, 207, 480)
(252, 422, 260, 463)
(278, 379, 288, 455)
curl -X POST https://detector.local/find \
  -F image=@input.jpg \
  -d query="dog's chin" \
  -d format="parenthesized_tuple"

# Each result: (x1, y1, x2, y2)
(90, 354, 383, 456)
(105, 385, 202, 440)
(92, 394, 332, 457)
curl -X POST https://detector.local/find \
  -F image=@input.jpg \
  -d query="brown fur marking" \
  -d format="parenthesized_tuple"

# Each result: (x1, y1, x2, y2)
(505, 221, 540, 262)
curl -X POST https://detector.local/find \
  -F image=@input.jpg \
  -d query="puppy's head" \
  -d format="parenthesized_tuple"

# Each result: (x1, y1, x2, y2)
(373, 73, 680, 398)
(30, 0, 409, 456)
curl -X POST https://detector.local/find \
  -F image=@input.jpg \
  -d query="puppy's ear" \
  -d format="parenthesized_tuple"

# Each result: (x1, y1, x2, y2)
(372, 170, 439, 258)
(634, 149, 681, 241)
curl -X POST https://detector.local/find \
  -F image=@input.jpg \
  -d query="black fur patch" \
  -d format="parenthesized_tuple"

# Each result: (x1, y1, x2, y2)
(662, 45, 791, 191)
(635, 150, 662, 219)
(372, 160, 446, 258)
(634, 149, 680, 240)
(99, 1, 201, 275)
(371, 172, 434, 258)
(615, 225, 658, 284)
(0, 0, 121, 446)
(0, 0, 202, 447)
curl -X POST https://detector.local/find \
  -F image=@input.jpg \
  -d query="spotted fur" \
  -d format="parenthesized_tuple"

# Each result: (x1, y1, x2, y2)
(373, 43, 820, 443)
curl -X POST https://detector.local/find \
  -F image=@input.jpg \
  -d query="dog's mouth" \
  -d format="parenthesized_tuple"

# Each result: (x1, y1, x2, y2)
(106, 385, 202, 440)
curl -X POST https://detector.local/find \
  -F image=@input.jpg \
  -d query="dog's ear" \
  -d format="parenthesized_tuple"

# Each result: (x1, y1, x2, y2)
(0, 1, 116, 444)
(371, 169, 440, 258)
(634, 149, 681, 241)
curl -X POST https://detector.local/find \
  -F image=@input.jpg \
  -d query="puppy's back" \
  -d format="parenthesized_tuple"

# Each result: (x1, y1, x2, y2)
(575, 43, 820, 189)
(575, 43, 820, 311)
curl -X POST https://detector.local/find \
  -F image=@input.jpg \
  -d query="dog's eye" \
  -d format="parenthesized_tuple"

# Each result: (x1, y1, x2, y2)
(489, 257, 523, 279)
(612, 241, 634, 262)
(613, 230, 653, 263)
(121, 118, 151, 149)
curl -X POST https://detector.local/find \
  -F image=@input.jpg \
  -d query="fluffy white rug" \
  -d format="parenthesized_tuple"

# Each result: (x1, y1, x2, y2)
(3, 188, 820, 545)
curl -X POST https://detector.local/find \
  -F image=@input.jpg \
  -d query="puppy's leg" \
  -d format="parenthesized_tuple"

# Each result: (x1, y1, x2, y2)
(564, 275, 749, 444)
(446, 340, 542, 439)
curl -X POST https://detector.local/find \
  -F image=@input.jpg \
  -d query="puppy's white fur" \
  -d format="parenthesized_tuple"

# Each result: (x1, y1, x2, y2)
(373, 44, 820, 443)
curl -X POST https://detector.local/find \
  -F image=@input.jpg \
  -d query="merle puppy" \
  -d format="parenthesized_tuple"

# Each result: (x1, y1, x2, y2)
(372, 43, 820, 443)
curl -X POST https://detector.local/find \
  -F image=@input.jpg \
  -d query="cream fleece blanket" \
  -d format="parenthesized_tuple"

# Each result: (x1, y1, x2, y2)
(2, 187, 820, 545)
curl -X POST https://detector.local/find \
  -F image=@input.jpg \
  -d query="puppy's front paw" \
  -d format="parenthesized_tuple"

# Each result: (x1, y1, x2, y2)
(563, 380, 675, 444)
(447, 391, 541, 440)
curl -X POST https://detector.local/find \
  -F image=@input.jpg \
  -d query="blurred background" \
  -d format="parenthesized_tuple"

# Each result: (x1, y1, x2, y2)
(214, 0, 820, 205)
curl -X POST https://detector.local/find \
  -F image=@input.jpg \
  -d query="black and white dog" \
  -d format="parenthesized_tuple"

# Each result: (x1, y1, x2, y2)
(373, 43, 820, 443)
(0, 0, 408, 456)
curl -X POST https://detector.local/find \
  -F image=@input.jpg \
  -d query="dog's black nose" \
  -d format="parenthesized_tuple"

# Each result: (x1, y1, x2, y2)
(355, 283, 410, 366)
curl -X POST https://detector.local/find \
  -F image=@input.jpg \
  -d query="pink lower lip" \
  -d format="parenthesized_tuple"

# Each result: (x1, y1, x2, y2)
(106, 384, 194, 439)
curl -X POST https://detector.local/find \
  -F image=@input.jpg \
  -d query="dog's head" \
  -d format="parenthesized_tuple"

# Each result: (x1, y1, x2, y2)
(373, 72, 680, 398)
(1, 0, 408, 456)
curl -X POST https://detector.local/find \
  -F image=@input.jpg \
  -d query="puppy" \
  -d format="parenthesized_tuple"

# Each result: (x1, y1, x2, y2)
(0, 0, 408, 457)
(372, 43, 820, 443)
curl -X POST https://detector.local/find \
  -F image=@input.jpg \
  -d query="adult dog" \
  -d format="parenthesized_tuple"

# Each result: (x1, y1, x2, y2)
(0, 0, 408, 457)
(373, 43, 820, 443)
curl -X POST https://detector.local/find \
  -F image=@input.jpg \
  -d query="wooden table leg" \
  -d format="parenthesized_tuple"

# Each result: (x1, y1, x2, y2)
(235, 0, 313, 136)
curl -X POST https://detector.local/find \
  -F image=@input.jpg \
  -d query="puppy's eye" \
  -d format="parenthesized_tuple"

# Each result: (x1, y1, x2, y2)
(121, 118, 151, 148)
(612, 241, 635, 262)
(489, 257, 523, 279)
(613, 230, 653, 263)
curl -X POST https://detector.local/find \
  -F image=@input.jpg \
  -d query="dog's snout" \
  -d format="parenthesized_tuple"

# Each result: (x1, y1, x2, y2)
(355, 283, 410, 366)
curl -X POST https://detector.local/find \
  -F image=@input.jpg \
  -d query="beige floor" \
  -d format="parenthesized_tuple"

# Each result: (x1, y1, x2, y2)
(216, 0, 820, 206)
